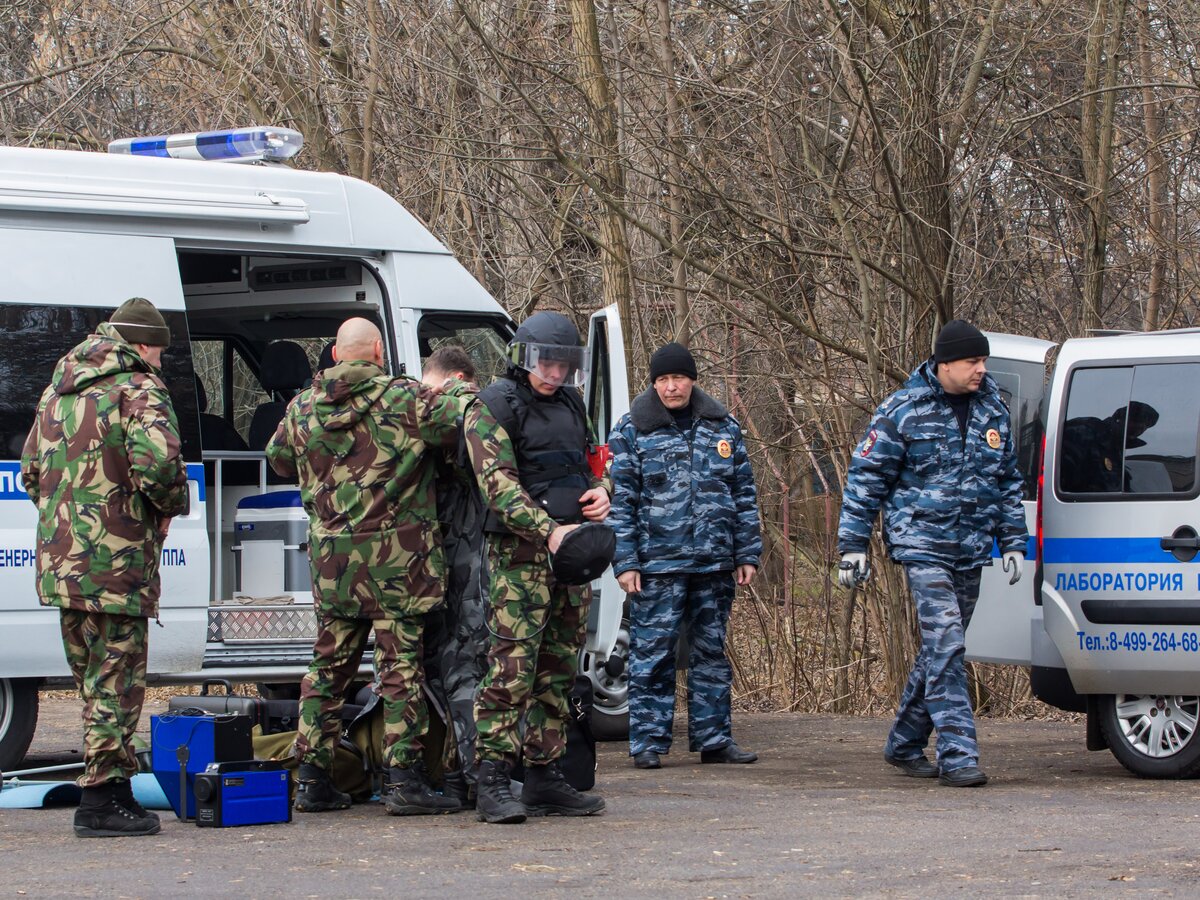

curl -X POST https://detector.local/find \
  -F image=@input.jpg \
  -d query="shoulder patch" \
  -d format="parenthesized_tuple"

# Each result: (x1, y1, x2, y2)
(861, 429, 879, 457)
(985, 428, 1001, 449)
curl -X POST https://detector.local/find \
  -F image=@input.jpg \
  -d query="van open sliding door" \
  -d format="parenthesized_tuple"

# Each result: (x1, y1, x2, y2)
(0, 229, 208, 680)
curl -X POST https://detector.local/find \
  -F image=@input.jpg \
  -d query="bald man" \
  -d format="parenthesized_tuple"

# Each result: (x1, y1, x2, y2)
(267, 319, 467, 816)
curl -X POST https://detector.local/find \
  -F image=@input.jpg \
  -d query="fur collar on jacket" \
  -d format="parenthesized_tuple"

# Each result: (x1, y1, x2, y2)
(630, 385, 729, 432)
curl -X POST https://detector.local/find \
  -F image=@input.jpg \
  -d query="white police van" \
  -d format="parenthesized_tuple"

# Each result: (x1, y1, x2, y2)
(968, 331, 1200, 778)
(0, 128, 629, 769)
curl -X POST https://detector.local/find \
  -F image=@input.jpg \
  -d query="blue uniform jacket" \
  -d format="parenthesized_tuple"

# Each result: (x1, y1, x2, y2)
(608, 387, 762, 576)
(837, 360, 1026, 569)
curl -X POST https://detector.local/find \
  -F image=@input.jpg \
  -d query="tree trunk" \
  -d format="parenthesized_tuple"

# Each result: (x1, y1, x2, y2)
(565, 0, 636, 360)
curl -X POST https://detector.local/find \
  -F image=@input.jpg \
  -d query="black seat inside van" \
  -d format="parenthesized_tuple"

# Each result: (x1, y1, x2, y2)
(248, 340, 312, 450)
(196, 378, 249, 453)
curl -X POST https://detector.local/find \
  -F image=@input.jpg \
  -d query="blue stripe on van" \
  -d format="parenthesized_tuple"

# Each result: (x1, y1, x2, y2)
(1042, 536, 1181, 564)
(991, 536, 1036, 560)
(0, 461, 206, 503)
(187, 463, 206, 503)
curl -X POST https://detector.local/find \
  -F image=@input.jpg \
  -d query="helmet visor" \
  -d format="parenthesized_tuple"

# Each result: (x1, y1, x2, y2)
(510, 341, 589, 389)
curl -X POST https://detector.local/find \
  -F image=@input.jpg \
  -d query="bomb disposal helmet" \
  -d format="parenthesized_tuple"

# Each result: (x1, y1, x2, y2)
(508, 311, 588, 389)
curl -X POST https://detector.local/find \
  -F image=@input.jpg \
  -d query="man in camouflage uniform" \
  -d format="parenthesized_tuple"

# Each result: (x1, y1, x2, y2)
(467, 311, 609, 824)
(419, 345, 485, 805)
(21, 298, 188, 838)
(267, 318, 464, 815)
(608, 342, 762, 770)
(838, 320, 1026, 788)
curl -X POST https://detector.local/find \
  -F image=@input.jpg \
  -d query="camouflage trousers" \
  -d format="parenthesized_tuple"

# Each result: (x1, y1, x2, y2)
(475, 536, 589, 768)
(885, 564, 982, 772)
(628, 572, 735, 756)
(59, 609, 149, 788)
(296, 612, 426, 771)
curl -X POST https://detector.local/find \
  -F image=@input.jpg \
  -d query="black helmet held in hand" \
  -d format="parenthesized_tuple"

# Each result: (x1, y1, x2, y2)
(550, 522, 616, 585)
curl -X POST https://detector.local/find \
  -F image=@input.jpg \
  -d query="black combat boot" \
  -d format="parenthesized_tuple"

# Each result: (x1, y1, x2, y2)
(475, 760, 526, 824)
(74, 783, 162, 838)
(294, 763, 352, 813)
(112, 778, 160, 824)
(520, 761, 605, 817)
(441, 768, 475, 810)
(382, 763, 460, 816)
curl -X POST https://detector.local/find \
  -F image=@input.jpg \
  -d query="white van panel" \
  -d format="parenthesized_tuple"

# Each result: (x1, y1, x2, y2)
(0, 229, 207, 679)
(392, 252, 507, 315)
(0, 147, 448, 255)
(1040, 338, 1200, 696)
(965, 333, 1054, 665)
(0, 230, 185, 309)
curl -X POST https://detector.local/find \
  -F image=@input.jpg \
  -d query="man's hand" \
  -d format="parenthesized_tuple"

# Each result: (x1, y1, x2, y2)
(1002, 550, 1024, 585)
(735, 564, 757, 586)
(548, 523, 580, 554)
(617, 570, 642, 594)
(579, 487, 610, 522)
(838, 552, 869, 589)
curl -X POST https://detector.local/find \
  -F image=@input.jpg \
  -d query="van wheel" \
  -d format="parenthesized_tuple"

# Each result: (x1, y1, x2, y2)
(1099, 693, 1200, 778)
(0, 678, 39, 771)
(580, 617, 630, 741)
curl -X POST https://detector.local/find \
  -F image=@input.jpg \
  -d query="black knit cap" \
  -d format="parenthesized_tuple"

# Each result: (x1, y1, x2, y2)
(110, 297, 171, 347)
(649, 342, 698, 383)
(934, 319, 989, 363)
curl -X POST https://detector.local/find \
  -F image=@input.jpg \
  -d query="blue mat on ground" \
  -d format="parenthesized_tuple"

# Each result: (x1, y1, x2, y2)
(0, 773, 171, 810)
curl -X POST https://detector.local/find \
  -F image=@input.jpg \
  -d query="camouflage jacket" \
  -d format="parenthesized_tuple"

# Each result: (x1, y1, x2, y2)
(266, 360, 462, 619)
(464, 379, 607, 555)
(21, 322, 188, 617)
(837, 359, 1026, 569)
(608, 386, 762, 576)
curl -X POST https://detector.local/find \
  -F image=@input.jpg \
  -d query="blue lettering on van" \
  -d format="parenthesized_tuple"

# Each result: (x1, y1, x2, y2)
(0, 548, 35, 567)
(1054, 571, 1184, 592)
(0, 462, 29, 500)
(161, 548, 187, 566)
(1077, 629, 1200, 653)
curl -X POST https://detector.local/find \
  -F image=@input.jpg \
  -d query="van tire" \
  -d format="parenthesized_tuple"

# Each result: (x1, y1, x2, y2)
(1098, 693, 1200, 779)
(580, 613, 630, 742)
(0, 678, 39, 771)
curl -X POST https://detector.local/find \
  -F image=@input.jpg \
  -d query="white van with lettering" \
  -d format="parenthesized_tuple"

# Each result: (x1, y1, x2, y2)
(0, 128, 629, 769)
(969, 331, 1200, 778)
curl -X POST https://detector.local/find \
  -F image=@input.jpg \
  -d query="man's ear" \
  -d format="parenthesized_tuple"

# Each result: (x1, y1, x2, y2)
(332, 346, 340, 362)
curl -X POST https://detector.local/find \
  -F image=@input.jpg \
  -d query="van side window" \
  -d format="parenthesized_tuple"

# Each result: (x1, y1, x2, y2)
(1059, 364, 1199, 497)
(0, 304, 201, 463)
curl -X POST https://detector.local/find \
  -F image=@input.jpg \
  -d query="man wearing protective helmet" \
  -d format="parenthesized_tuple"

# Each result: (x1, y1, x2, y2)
(465, 310, 611, 824)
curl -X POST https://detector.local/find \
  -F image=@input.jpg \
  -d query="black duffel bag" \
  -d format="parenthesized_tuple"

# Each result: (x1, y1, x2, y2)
(512, 675, 597, 791)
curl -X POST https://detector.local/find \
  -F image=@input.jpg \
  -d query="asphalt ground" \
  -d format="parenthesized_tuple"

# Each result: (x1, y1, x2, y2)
(1, 698, 1197, 898)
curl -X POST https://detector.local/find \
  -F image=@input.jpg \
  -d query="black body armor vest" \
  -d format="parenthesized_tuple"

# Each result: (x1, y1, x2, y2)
(477, 376, 591, 532)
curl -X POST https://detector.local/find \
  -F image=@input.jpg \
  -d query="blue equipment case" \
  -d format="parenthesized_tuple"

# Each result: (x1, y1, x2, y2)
(150, 711, 253, 820)
(194, 760, 292, 828)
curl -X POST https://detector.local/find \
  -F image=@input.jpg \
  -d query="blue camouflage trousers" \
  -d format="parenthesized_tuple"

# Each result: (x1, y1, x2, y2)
(885, 564, 982, 772)
(629, 572, 735, 756)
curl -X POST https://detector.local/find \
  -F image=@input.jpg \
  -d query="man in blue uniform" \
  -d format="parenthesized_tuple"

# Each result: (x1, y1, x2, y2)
(609, 342, 762, 770)
(837, 320, 1026, 787)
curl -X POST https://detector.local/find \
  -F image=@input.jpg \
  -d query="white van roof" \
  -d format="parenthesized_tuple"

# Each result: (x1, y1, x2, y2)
(985, 330, 1055, 364)
(0, 146, 450, 255)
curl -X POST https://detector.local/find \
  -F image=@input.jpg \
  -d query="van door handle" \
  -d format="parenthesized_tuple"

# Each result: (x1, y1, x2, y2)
(1161, 526, 1200, 562)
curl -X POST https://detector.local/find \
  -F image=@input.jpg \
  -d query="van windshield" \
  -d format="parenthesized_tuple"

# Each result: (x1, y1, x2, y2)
(416, 313, 512, 387)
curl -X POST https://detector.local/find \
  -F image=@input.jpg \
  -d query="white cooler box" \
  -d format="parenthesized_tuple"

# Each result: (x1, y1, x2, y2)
(232, 490, 312, 600)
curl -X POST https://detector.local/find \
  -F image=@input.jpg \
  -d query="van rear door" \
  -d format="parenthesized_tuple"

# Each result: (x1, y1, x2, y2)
(0, 229, 208, 679)
(1040, 340, 1200, 695)
(584, 303, 629, 662)
(965, 333, 1055, 665)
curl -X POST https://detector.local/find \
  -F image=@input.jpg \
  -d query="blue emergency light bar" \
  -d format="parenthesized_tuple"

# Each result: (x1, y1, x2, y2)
(108, 126, 304, 163)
